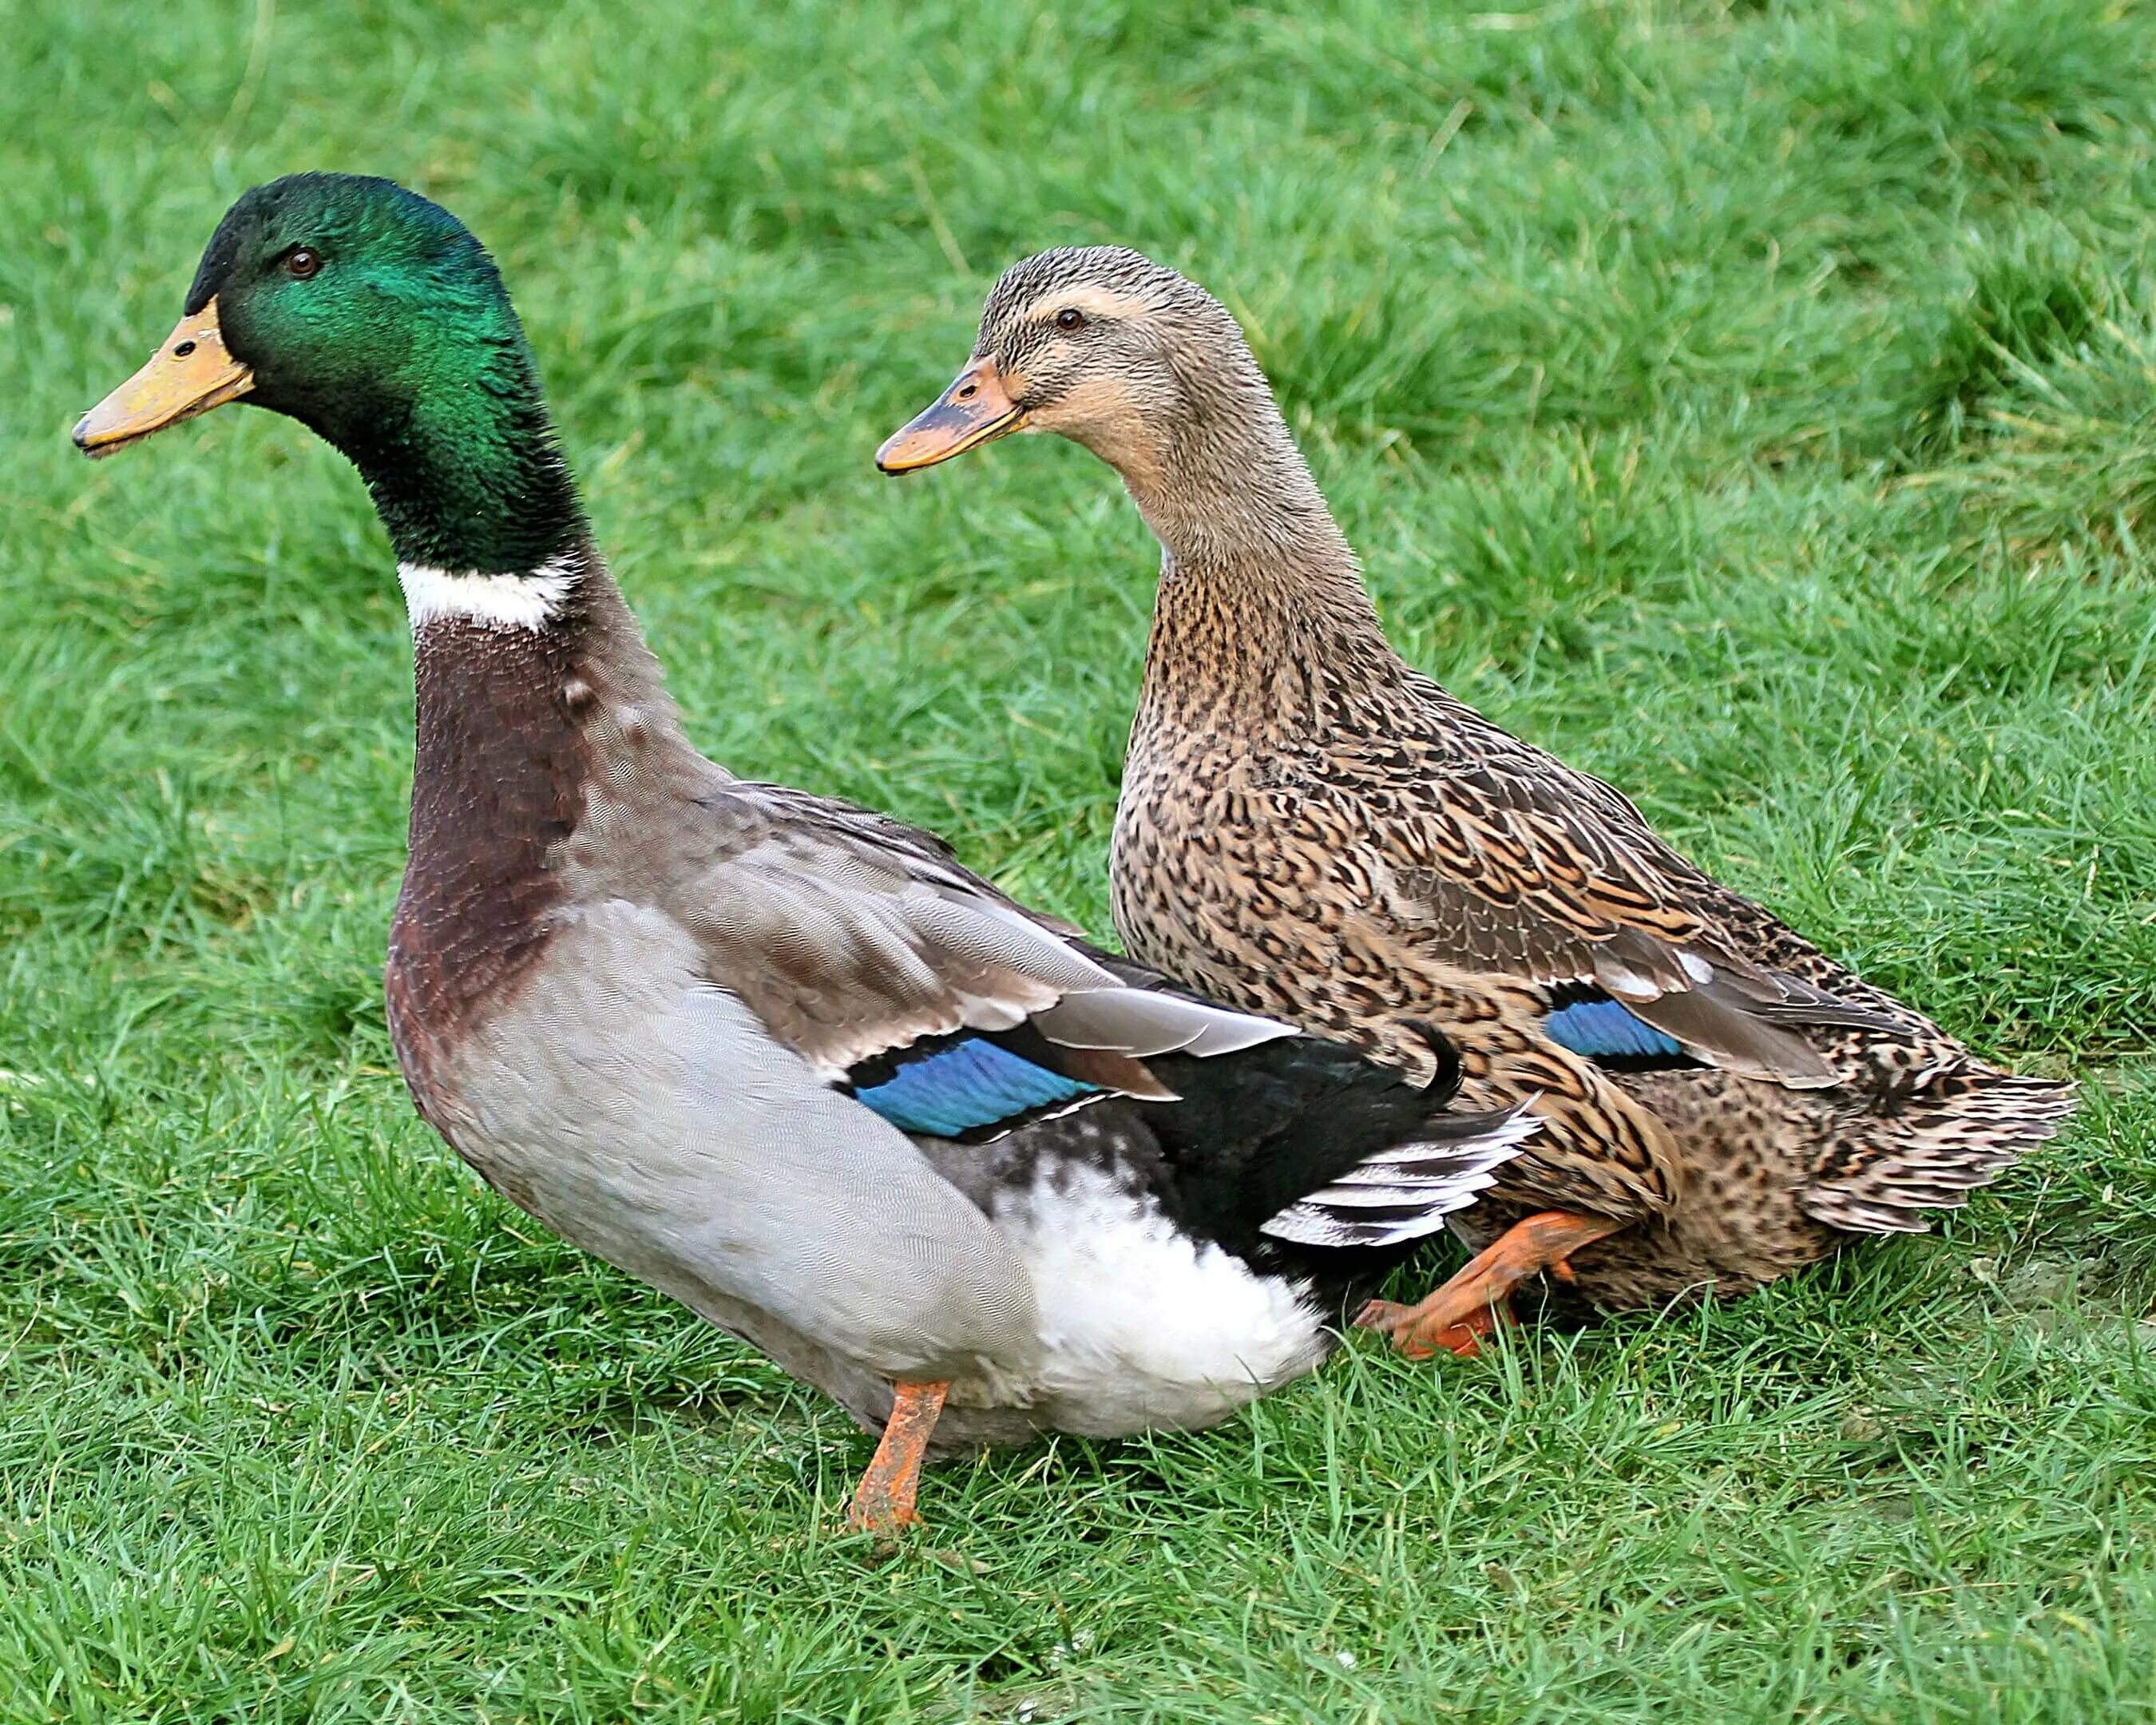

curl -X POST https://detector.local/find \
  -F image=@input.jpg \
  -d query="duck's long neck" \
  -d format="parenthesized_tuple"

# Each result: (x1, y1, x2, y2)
(351, 382, 688, 883)
(324, 304, 589, 577)
(1119, 378, 1403, 736)
(355, 391, 691, 1079)
(325, 359, 688, 839)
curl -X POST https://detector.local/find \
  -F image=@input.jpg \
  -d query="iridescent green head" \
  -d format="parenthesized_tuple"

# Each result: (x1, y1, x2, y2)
(75, 173, 585, 574)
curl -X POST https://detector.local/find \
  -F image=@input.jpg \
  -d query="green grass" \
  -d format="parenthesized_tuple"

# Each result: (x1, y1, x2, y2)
(3, 0, 2156, 1717)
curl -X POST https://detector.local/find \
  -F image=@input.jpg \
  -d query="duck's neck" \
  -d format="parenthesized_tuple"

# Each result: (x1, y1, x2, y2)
(315, 308, 588, 577)
(1120, 385, 1401, 734)
(348, 373, 688, 920)
(384, 524, 691, 1094)
(402, 545, 684, 900)
(326, 367, 686, 950)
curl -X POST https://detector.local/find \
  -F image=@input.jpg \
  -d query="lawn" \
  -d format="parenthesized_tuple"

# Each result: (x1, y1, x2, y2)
(4, 0, 2156, 1718)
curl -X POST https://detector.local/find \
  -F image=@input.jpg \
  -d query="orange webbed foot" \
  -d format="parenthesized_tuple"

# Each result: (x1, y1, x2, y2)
(1356, 1295, 1506, 1358)
(1356, 1211, 1625, 1362)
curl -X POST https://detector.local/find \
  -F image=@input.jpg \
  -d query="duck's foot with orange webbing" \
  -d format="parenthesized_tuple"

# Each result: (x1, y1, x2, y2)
(1354, 1211, 1626, 1358)
(847, 1379, 949, 1534)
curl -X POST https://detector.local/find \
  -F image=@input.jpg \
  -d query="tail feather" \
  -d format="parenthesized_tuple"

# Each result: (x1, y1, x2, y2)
(1261, 1102, 1540, 1249)
(1801, 1071, 2075, 1235)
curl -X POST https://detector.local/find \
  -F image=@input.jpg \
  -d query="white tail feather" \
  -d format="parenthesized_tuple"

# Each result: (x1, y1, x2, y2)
(1259, 1103, 1541, 1250)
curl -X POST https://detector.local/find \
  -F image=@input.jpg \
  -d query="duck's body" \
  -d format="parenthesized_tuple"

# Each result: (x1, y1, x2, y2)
(1112, 586, 2051, 1309)
(75, 179, 1532, 1518)
(386, 548, 1520, 1447)
(881, 246, 2073, 1339)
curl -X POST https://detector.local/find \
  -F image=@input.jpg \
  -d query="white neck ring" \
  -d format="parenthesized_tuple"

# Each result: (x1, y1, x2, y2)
(397, 555, 579, 631)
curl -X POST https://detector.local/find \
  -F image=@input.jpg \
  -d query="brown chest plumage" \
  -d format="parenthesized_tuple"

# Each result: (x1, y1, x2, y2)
(384, 615, 596, 1131)
(1113, 558, 1688, 1225)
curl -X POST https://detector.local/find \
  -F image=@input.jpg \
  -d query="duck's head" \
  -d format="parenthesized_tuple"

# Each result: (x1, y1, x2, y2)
(877, 246, 1276, 494)
(74, 172, 581, 575)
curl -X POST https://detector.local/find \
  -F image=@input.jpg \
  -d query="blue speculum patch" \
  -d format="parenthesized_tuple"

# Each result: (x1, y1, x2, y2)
(853, 1036, 1098, 1137)
(1542, 997, 1686, 1061)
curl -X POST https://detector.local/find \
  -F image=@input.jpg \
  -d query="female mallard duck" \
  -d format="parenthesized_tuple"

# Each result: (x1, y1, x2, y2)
(878, 246, 2075, 1354)
(72, 180, 1536, 1530)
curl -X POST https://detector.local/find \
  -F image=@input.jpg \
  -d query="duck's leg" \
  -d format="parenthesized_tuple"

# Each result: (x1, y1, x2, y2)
(1355, 1211, 1624, 1359)
(846, 1380, 950, 1533)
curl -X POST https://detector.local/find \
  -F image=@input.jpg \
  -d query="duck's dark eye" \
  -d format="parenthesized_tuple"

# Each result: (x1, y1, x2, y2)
(285, 248, 323, 281)
(1056, 307, 1086, 331)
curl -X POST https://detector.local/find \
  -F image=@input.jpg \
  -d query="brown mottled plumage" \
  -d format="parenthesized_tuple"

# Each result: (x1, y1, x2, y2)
(882, 245, 2074, 1329)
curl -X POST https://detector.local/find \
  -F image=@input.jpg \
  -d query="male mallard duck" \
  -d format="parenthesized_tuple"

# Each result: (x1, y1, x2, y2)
(878, 246, 2075, 1354)
(72, 180, 1537, 1529)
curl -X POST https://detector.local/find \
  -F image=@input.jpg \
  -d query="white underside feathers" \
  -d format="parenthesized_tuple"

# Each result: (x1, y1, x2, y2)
(1001, 1160, 1329, 1434)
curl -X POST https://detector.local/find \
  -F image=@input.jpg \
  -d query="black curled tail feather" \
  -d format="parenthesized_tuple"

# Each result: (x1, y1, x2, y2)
(1402, 1019, 1464, 1099)
(1135, 1030, 1532, 1256)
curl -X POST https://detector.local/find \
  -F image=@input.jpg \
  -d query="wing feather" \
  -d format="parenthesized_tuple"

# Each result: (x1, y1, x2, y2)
(671, 782, 1287, 1108)
(1337, 687, 1908, 1090)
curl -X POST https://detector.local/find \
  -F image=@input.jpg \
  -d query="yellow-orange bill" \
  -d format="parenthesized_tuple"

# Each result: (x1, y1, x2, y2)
(875, 358, 1025, 473)
(72, 299, 254, 458)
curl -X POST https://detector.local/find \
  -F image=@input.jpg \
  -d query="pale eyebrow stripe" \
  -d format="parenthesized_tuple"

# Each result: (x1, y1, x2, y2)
(1017, 284, 1155, 324)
